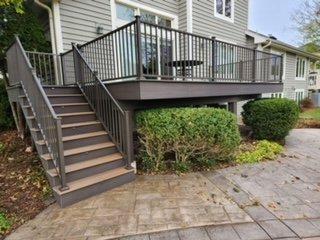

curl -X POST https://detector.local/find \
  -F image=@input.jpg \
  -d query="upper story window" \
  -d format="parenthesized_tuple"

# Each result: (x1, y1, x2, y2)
(214, 0, 234, 23)
(295, 57, 306, 80)
(115, 3, 172, 28)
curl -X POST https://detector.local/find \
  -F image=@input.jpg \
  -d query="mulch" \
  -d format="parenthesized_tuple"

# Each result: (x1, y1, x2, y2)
(0, 130, 53, 238)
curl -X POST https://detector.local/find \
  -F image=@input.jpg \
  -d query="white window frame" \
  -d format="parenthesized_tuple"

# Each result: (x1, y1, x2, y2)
(111, 0, 178, 29)
(294, 89, 305, 103)
(270, 92, 283, 99)
(295, 56, 307, 81)
(214, 0, 235, 23)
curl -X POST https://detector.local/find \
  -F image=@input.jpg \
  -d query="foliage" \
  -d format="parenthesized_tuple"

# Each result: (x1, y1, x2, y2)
(0, 3, 50, 82)
(293, 0, 320, 48)
(236, 140, 283, 164)
(0, 80, 14, 131)
(300, 108, 320, 121)
(242, 98, 299, 141)
(300, 98, 314, 109)
(136, 107, 241, 173)
(0, 212, 11, 235)
(0, 0, 23, 14)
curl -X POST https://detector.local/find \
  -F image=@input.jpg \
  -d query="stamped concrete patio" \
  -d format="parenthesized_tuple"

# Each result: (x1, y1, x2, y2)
(6, 129, 320, 240)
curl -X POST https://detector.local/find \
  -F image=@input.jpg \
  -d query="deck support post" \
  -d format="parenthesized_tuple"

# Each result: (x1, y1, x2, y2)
(228, 102, 237, 115)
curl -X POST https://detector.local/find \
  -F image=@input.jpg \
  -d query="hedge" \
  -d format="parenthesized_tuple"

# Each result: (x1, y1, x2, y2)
(135, 107, 241, 173)
(242, 98, 299, 140)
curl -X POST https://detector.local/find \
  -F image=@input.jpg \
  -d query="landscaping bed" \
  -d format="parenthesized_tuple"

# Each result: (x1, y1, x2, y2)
(297, 108, 320, 128)
(0, 130, 53, 238)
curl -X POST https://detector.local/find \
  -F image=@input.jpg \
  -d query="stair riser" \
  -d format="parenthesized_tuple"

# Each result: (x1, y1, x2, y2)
(63, 135, 110, 150)
(44, 87, 80, 95)
(24, 107, 33, 116)
(65, 147, 118, 165)
(60, 114, 97, 125)
(36, 143, 49, 155)
(54, 171, 135, 207)
(50, 159, 125, 183)
(53, 105, 91, 114)
(31, 130, 42, 139)
(49, 96, 86, 104)
(62, 124, 104, 137)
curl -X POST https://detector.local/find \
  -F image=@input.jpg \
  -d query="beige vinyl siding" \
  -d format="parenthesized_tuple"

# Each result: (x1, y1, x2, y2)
(192, 0, 248, 45)
(59, 0, 112, 51)
(282, 52, 308, 100)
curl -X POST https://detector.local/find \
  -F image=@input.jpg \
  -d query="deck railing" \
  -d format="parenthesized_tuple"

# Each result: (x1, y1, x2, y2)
(74, 16, 283, 83)
(26, 51, 61, 85)
(6, 37, 68, 191)
(73, 44, 133, 168)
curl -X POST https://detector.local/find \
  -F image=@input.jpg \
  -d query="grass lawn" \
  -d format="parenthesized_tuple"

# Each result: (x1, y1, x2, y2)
(300, 108, 320, 121)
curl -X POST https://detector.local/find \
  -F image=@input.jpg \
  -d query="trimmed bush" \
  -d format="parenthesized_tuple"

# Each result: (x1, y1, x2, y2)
(242, 98, 299, 140)
(136, 107, 241, 173)
(0, 80, 14, 131)
(236, 140, 283, 164)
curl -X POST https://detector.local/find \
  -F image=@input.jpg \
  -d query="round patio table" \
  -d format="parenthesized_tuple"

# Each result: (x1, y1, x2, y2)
(165, 60, 203, 78)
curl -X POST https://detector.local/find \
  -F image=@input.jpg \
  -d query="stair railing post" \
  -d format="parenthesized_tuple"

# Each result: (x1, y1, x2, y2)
(135, 15, 144, 79)
(124, 111, 134, 170)
(56, 118, 69, 191)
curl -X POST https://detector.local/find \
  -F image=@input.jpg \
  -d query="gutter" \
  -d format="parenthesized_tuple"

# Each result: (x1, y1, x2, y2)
(34, 0, 57, 55)
(262, 39, 272, 50)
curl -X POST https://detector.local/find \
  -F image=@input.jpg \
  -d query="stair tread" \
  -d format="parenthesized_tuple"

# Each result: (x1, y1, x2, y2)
(41, 142, 115, 160)
(22, 105, 31, 108)
(47, 153, 123, 176)
(52, 103, 89, 107)
(53, 167, 133, 195)
(36, 131, 108, 145)
(57, 111, 95, 117)
(47, 94, 83, 97)
(63, 131, 107, 141)
(26, 116, 35, 120)
(62, 121, 101, 128)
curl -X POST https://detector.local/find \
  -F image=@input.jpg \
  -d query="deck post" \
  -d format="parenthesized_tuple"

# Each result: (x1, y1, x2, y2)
(228, 102, 237, 115)
(252, 49, 256, 82)
(211, 37, 216, 81)
(135, 16, 144, 80)
(124, 110, 134, 170)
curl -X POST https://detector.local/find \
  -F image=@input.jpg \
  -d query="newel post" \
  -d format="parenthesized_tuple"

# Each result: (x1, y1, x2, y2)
(135, 15, 144, 79)
(124, 111, 134, 170)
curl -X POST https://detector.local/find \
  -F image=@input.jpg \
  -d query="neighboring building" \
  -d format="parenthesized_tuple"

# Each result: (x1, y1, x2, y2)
(246, 30, 320, 103)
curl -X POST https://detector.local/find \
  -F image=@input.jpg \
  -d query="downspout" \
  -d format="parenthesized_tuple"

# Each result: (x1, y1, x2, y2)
(34, 0, 60, 85)
(34, 0, 57, 54)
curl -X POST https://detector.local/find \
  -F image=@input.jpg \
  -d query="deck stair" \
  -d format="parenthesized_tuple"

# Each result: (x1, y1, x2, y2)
(19, 86, 135, 207)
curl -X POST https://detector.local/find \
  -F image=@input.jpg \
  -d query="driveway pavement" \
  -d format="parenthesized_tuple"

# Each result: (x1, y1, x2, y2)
(6, 129, 320, 240)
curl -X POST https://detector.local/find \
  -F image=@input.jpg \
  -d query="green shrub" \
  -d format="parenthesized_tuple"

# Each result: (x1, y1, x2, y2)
(136, 107, 241, 173)
(242, 98, 299, 140)
(0, 80, 14, 131)
(236, 140, 283, 164)
(0, 213, 11, 235)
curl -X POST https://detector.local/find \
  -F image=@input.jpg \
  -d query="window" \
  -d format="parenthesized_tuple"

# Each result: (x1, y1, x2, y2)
(270, 92, 283, 98)
(295, 57, 306, 80)
(116, 3, 135, 22)
(295, 89, 304, 103)
(115, 3, 172, 28)
(214, 0, 234, 22)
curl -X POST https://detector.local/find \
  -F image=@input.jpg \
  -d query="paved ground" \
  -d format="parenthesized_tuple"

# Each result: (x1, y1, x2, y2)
(6, 129, 320, 240)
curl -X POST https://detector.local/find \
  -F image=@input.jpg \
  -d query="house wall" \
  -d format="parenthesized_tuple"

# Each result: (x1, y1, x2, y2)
(58, 0, 250, 51)
(59, 0, 182, 51)
(192, 0, 249, 45)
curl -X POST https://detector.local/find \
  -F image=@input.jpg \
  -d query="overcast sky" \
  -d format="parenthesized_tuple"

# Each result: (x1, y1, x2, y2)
(249, 0, 305, 46)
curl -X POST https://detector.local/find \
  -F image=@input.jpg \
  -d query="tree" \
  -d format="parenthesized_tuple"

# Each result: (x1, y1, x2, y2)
(293, 0, 320, 50)
(0, 2, 51, 84)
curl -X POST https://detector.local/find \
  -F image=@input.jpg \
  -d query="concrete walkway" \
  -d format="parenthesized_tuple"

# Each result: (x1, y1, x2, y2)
(6, 129, 320, 240)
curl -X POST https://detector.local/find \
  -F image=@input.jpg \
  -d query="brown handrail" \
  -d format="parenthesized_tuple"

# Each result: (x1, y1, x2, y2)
(72, 44, 133, 168)
(7, 37, 68, 191)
